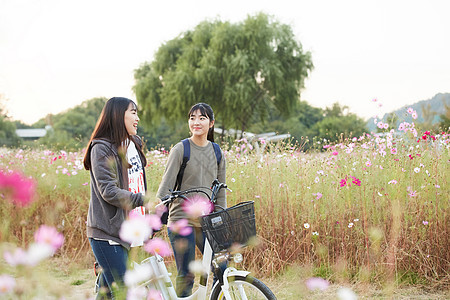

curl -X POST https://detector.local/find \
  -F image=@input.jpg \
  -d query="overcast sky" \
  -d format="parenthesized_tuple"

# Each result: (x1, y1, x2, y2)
(1, 0, 449, 125)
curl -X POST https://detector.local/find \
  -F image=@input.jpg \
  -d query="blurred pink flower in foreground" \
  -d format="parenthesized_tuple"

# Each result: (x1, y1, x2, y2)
(0, 274, 16, 295)
(144, 238, 172, 257)
(305, 277, 329, 291)
(34, 225, 64, 252)
(182, 195, 213, 218)
(119, 215, 151, 245)
(146, 214, 162, 231)
(147, 289, 164, 300)
(0, 170, 36, 207)
(169, 219, 192, 236)
(3, 248, 28, 267)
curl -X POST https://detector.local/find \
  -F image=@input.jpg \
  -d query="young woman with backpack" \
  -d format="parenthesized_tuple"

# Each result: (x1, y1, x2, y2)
(156, 102, 226, 297)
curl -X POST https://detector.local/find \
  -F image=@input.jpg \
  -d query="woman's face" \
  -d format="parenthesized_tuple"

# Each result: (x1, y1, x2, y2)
(189, 109, 213, 138)
(124, 103, 139, 135)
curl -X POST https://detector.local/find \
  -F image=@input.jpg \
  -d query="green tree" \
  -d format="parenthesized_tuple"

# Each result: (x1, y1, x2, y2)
(38, 97, 107, 150)
(311, 102, 367, 143)
(134, 13, 313, 139)
(0, 95, 20, 147)
(438, 101, 450, 132)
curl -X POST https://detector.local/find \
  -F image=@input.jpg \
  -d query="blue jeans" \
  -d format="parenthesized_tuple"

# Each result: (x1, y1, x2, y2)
(168, 226, 226, 297)
(89, 238, 128, 299)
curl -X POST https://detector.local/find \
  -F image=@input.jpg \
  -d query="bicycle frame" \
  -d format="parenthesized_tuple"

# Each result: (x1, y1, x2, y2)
(138, 237, 250, 300)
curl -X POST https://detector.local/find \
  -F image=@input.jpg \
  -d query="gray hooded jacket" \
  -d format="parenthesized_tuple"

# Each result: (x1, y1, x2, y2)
(86, 138, 146, 250)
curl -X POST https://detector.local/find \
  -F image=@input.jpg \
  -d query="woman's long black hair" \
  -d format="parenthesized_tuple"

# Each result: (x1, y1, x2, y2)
(83, 97, 146, 170)
(188, 103, 215, 142)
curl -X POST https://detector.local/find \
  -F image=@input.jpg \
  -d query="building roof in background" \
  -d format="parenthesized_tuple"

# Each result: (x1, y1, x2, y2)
(16, 128, 47, 138)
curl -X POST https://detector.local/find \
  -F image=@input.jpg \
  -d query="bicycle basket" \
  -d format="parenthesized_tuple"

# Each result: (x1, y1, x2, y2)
(200, 201, 256, 253)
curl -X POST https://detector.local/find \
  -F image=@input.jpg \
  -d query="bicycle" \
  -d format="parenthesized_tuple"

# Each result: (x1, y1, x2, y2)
(94, 179, 276, 299)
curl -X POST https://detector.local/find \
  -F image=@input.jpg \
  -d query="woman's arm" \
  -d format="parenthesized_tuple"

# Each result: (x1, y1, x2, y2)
(216, 149, 227, 208)
(156, 142, 183, 200)
(91, 144, 144, 209)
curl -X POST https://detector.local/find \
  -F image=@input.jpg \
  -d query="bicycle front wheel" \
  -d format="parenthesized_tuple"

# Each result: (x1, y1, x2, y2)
(210, 275, 276, 300)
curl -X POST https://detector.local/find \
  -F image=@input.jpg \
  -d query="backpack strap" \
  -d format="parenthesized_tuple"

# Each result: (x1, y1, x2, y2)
(174, 139, 190, 191)
(174, 139, 222, 190)
(212, 142, 222, 166)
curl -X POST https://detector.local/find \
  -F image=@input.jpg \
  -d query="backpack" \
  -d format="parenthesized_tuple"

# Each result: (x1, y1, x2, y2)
(161, 138, 222, 224)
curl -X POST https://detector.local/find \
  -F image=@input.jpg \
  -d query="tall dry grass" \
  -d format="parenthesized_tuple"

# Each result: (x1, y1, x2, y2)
(0, 128, 448, 291)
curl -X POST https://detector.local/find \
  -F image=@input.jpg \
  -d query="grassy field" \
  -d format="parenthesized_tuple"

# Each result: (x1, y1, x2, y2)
(0, 117, 449, 298)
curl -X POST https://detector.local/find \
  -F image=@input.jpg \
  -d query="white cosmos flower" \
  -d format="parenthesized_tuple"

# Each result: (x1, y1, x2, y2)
(337, 287, 358, 300)
(189, 260, 209, 275)
(127, 286, 148, 300)
(26, 243, 54, 266)
(124, 263, 154, 287)
(119, 216, 152, 246)
(304, 223, 310, 229)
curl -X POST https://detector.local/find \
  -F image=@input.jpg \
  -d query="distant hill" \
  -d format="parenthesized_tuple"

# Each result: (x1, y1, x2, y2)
(367, 93, 450, 132)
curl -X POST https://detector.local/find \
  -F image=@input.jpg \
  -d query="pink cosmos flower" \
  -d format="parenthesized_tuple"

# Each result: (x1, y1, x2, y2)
(313, 192, 323, 200)
(411, 111, 418, 119)
(332, 151, 338, 156)
(407, 107, 414, 114)
(365, 160, 372, 167)
(146, 214, 162, 231)
(182, 195, 213, 218)
(388, 179, 398, 185)
(34, 225, 64, 252)
(3, 248, 28, 266)
(0, 170, 36, 207)
(422, 221, 429, 225)
(147, 289, 164, 300)
(144, 238, 172, 257)
(339, 176, 361, 187)
(408, 190, 417, 197)
(305, 277, 329, 291)
(351, 177, 361, 186)
(377, 122, 384, 129)
(169, 219, 193, 236)
(0, 274, 16, 295)
(391, 148, 397, 154)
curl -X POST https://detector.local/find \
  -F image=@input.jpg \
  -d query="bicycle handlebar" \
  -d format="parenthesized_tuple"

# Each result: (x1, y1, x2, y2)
(156, 179, 231, 209)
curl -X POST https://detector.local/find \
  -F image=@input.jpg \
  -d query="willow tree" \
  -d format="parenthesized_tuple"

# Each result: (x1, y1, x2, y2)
(134, 12, 313, 137)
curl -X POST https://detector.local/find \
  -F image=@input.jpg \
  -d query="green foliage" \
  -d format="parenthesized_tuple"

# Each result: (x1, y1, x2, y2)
(38, 97, 107, 150)
(438, 101, 450, 132)
(134, 12, 313, 136)
(0, 101, 20, 147)
(310, 103, 367, 143)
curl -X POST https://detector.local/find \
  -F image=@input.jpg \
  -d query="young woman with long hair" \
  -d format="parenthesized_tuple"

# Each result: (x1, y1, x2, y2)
(83, 97, 147, 298)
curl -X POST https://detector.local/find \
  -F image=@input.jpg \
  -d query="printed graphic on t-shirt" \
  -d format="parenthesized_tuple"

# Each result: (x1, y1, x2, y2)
(127, 142, 145, 195)
(127, 141, 146, 247)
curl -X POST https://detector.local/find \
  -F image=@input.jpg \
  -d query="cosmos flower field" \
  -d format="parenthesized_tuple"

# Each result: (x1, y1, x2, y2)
(0, 107, 448, 297)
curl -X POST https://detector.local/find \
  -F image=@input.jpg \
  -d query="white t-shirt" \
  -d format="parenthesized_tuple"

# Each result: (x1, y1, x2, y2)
(127, 140, 146, 247)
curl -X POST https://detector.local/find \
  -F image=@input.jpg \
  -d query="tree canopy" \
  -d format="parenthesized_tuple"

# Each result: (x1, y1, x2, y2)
(134, 12, 313, 136)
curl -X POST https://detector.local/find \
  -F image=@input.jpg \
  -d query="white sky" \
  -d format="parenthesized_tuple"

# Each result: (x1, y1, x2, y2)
(1, 0, 449, 125)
